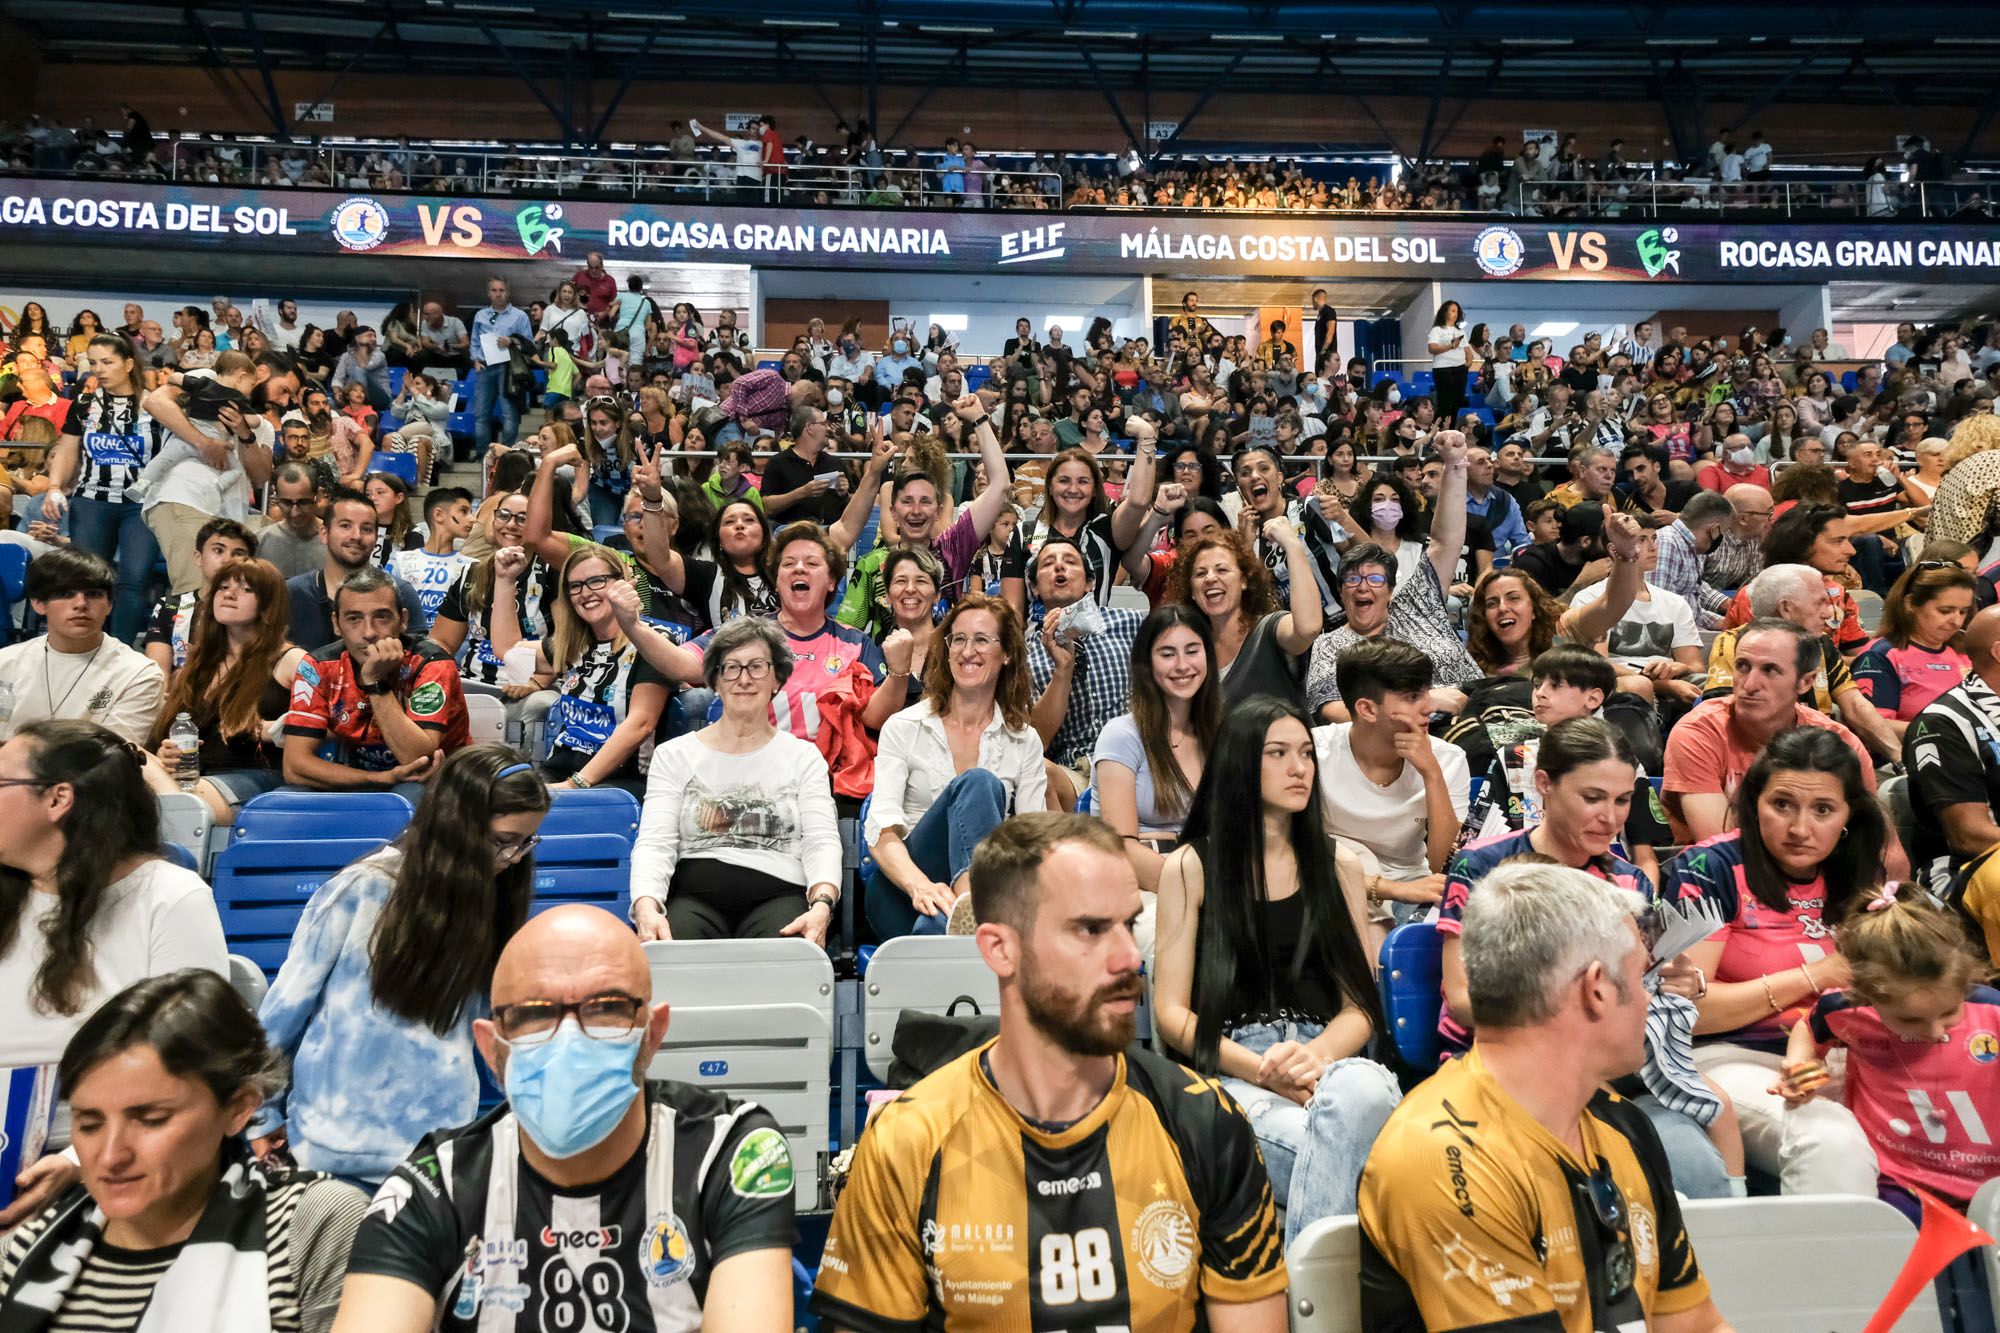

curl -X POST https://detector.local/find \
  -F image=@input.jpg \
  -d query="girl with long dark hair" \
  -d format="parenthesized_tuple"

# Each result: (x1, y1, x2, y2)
(0, 720, 226, 1210)
(141, 557, 303, 823)
(248, 745, 550, 1187)
(1154, 696, 1398, 1245)
(1093, 605, 1222, 891)
(1667, 725, 1887, 1197)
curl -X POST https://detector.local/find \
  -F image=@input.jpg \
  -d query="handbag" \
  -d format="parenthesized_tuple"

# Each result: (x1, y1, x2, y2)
(887, 996, 999, 1088)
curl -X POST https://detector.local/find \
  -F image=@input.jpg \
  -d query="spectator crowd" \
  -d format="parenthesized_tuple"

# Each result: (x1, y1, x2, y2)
(0, 259, 1994, 1332)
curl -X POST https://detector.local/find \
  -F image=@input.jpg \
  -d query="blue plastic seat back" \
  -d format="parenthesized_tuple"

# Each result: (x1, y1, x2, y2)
(857, 793, 876, 882)
(234, 790, 413, 844)
(538, 787, 642, 843)
(1379, 920, 1446, 1069)
(528, 832, 633, 917)
(371, 450, 417, 485)
(212, 837, 389, 977)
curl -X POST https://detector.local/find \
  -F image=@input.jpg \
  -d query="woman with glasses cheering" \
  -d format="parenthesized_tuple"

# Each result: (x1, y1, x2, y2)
(631, 619, 844, 948)
(864, 593, 1048, 937)
(501, 543, 700, 798)
(248, 745, 549, 1190)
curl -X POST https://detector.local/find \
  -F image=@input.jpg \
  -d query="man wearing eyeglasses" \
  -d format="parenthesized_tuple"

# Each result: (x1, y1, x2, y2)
(257, 461, 330, 579)
(1360, 861, 1733, 1333)
(336, 903, 796, 1332)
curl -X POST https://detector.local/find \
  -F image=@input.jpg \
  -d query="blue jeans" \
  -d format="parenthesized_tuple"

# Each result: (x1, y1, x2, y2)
(1630, 1090, 1733, 1200)
(587, 482, 624, 528)
(1221, 1020, 1403, 1248)
(471, 365, 519, 451)
(865, 768, 1009, 938)
(69, 496, 159, 644)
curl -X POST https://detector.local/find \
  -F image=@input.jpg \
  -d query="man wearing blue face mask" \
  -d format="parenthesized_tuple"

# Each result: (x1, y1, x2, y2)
(875, 330, 923, 388)
(336, 905, 795, 1332)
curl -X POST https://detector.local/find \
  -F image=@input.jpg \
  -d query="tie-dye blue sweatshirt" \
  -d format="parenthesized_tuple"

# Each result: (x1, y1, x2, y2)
(249, 848, 484, 1187)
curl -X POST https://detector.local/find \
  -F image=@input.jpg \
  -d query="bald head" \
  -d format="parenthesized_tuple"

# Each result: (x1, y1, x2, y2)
(1724, 483, 1769, 510)
(492, 904, 650, 1008)
(1965, 605, 2000, 680)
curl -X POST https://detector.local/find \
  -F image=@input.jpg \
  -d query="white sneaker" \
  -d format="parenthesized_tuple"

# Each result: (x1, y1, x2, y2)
(946, 892, 978, 936)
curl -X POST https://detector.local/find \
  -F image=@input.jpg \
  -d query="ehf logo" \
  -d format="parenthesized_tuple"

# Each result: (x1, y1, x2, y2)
(1473, 225, 1526, 277)
(331, 197, 389, 252)
(999, 222, 1067, 265)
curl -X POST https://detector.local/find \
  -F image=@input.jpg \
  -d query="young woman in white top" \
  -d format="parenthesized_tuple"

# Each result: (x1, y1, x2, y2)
(631, 618, 842, 947)
(864, 593, 1047, 938)
(1426, 299, 1469, 419)
(0, 720, 227, 1227)
(1093, 604, 1221, 892)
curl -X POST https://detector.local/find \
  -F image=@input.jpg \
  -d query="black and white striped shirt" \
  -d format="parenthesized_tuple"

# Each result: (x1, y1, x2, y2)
(61, 392, 160, 506)
(0, 1174, 366, 1333)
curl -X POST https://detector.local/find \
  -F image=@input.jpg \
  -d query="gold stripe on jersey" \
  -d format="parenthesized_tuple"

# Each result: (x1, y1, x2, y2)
(812, 1042, 1285, 1332)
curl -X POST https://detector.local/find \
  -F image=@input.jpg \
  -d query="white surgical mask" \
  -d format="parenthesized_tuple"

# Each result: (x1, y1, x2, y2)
(1387, 386, 1403, 405)
(1728, 446, 1757, 467)
(826, 388, 844, 407)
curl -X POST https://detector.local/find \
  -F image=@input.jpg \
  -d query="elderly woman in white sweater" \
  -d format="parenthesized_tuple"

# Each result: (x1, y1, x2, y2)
(630, 617, 843, 947)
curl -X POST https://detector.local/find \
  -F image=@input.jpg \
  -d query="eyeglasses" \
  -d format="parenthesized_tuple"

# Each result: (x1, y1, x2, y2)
(720, 659, 773, 681)
(946, 632, 1001, 652)
(493, 993, 647, 1045)
(492, 509, 530, 525)
(1584, 1161, 1637, 1301)
(0, 777, 51, 794)
(1342, 572, 1389, 588)
(271, 497, 315, 511)
(491, 831, 541, 863)
(566, 573, 617, 596)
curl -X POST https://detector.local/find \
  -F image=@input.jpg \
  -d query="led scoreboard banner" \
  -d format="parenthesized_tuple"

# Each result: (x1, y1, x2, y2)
(5, 179, 2000, 282)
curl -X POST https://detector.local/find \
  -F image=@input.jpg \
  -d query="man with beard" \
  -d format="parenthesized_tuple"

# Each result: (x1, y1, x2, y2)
(813, 813, 1287, 1332)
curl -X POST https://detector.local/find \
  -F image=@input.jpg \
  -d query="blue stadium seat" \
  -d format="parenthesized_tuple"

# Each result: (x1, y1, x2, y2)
(758, 359, 782, 372)
(1379, 920, 1445, 1069)
(212, 837, 391, 977)
(1073, 784, 1093, 814)
(376, 412, 404, 436)
(964, 364, 990, 390)
(387, 366, 407, 396)
(233, 790, 413, 844)
(371, 451, 418, 485)
(446, 411, 477, 439)
(539, 786, 641, 842)
(158, 841, 199, 873)
(1466, 406, 1496, 427)
(1841, 371, 1858, 391)
(0, 543, 29, 647)
(529, 832, 633, 916)
(591, 524, 624, 546)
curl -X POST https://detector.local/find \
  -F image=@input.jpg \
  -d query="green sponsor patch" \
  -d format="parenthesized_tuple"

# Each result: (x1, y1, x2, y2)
(408, 681, 446, 718)
(728, 1126, 793, 1199)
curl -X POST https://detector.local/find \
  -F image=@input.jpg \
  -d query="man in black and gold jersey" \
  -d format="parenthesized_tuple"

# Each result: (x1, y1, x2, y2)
(1359, 862, 1734, 1333)
(812, 813, 1287, 1332)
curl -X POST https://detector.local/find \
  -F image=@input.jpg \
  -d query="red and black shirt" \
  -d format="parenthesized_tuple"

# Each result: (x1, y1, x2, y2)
(285, 636, 469, 770)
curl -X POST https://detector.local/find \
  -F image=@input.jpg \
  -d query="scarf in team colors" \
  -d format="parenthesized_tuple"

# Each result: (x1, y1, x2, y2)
(0, 1144, 279, 1333)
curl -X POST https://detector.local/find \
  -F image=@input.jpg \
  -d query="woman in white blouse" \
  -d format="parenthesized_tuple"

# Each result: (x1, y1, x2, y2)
(0, 720, 227, 1227)
(864, 593, 1047, 938)
(630, 619, 842, 947)
(1426, 299, 1469, 419)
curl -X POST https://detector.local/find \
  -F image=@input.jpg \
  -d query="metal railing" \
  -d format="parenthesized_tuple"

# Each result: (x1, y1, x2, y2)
(157, 138, 1060, 208)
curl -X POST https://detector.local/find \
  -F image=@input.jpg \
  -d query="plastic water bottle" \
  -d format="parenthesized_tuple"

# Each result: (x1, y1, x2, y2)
(0, 678, 13, 740)
(168, 712, 201, 792)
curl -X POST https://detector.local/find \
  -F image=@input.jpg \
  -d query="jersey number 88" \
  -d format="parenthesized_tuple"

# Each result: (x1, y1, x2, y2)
(1040, 1227, 1117, 1305)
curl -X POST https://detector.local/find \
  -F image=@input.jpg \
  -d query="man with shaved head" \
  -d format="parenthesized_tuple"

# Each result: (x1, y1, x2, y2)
(1905, 604, 2000, 900)
(336, 905, 795, 1332)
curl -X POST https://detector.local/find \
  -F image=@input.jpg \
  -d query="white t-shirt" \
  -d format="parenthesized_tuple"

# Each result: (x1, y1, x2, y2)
(630, 730, 842, 906)
(0, 859, 227, 1070)
(0, 635, 165, 744)
(1570, 580, 1701, 668)
(1720, 152, 1745, 182)
(1428, 325, 1467, 369)
(1312, 721, 1470, 881)
(1743, 142, 1773, 172)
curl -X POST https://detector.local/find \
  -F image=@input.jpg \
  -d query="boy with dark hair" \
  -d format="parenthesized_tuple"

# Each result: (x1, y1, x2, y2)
(1315, 638, 1470, 908)
(388, 486, 475, 625)
(0, 548, 163, 741)
(143, 515, 254, 672)
(1523, 645, 1669, 882)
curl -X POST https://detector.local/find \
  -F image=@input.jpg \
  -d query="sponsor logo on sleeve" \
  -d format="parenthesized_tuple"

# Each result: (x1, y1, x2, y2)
(407, 680, 447, 718)
(1132, 1199, 1196, 1289)
(728, 1126, 794, 1199)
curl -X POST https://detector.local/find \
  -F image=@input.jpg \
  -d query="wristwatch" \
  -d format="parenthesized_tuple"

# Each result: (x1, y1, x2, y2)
(808, 888, 839, 911)
(965, 414, 990, 430)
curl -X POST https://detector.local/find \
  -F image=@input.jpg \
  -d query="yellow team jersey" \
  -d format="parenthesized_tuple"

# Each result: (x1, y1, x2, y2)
(1358, 1047, 1710, 1332)
(812, 1042, 1286, 1331)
